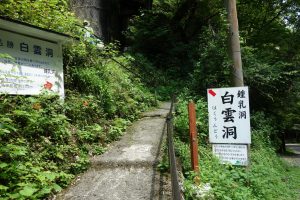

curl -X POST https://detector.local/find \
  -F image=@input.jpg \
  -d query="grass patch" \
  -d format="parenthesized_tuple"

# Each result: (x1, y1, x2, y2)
(173, 96, 300, 200)
(285, 166, 300, 199)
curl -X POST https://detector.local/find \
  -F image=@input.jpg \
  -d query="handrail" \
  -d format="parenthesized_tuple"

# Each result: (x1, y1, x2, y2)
(166, 96, 182, 200)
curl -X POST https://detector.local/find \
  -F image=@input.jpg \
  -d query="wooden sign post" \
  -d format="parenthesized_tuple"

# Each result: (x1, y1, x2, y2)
(188, 102, 200, 184)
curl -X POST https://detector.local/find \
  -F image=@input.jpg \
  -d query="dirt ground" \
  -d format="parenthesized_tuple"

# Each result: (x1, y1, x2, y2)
(281, 143, 300, 166)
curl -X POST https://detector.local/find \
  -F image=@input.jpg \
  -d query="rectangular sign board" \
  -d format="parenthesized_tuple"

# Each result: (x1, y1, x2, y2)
(207, 87, 251, 144)
(0, 29, 64, 97)
(212, 144, 248, 166)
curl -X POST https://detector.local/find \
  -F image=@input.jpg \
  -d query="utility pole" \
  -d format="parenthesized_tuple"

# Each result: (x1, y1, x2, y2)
(225, 0, 251, 167)
(225, 0, 244, 87)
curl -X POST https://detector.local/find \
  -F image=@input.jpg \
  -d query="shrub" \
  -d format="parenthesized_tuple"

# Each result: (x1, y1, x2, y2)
(174, 95, 299, 200)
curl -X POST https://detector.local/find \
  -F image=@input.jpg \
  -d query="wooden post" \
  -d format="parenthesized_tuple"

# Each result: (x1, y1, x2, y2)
(226, 0, 244, 87)
(188, 102, 200, 183)
(226, 0, 251, 167)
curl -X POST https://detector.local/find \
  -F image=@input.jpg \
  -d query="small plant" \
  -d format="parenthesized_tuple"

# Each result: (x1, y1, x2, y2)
(173, 95, 300, 200)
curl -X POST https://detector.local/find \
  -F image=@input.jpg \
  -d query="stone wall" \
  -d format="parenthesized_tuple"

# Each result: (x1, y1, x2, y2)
(70, 0, 104, 39)
(70, 0, 149, 44)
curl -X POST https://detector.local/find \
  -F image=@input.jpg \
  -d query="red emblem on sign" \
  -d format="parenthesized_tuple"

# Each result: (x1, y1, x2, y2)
(208, 89, 216, 97)
(44, 81, 53, 90)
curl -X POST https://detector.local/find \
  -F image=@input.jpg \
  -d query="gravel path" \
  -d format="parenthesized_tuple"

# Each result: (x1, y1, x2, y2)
(281, 143, 300, 167)
(54, 102, 172, 200)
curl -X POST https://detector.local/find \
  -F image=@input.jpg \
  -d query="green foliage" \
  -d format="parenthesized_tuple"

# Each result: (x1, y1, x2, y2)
(127, 0, 300, 143)
(243, 47, 299, 105)
(250, 112, 281, 149)
(126, 8, 198, 77)
(0, 95, 76, 199)
(174, 94, 209, 145)
(1, 0, 299, 199)
(0, 79, 155, 199)
(107, 118, 130, 141)
(174, 96, 299, 200)
(64, 92, 105, 126)
(157, 139, 170, 173)
(0, 0, 79, 35)
(126, 0, 226, 77)
(190, 28, 231, 94)
(68, 56, 156, 118)
(0, 1, 158, 199)
(242, 47, 300, 146)
(129, 0, 299, 198)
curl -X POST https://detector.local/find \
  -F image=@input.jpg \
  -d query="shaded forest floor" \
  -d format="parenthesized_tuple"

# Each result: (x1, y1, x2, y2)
(281, 143, 300, 166)
(280, 143, 300, 199)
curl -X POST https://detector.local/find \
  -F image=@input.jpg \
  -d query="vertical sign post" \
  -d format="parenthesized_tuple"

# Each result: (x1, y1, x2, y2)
(188, 102, 200, 183)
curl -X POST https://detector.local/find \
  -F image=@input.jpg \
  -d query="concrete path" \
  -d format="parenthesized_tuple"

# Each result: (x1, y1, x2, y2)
(281, 143, 300, 167)
(55, 102, 172, 200)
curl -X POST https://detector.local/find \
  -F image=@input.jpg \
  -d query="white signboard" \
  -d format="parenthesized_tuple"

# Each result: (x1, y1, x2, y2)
(213, 144, 248, 166)
(207, 87, 251, 144)
(0, 29, 64, 97)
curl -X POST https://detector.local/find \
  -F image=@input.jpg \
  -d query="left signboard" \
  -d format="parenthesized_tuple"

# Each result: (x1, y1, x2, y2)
(0, 17, 71, 97)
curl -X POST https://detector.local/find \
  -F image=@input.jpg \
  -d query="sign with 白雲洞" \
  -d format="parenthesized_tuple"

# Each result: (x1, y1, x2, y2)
(0, 25, 66, 97)
(207, 86, 251, 144)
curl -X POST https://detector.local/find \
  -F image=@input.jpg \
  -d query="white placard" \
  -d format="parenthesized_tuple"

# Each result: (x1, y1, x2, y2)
(207, 87, 251, 144)
(0, 29, 64, 97)
(213, 144, 248, 166)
